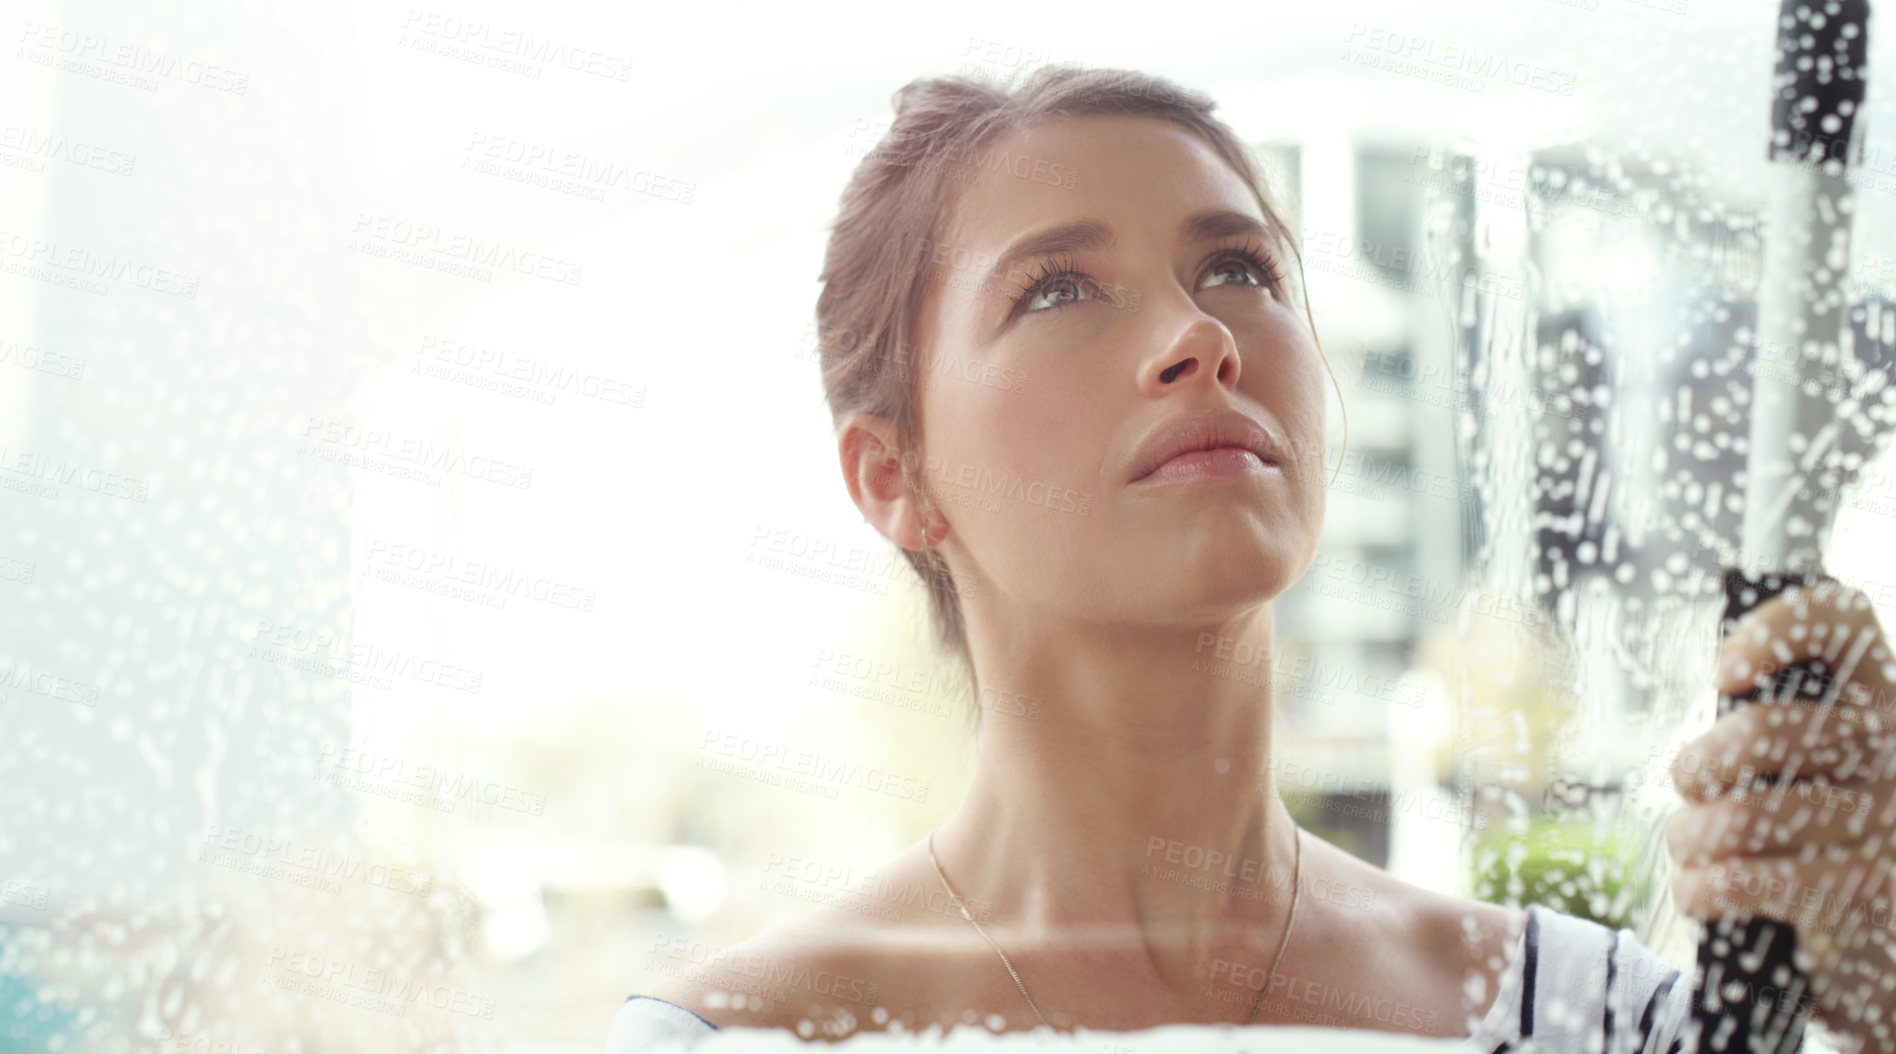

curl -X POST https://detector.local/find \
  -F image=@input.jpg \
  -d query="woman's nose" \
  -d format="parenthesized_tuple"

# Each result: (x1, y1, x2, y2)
(1143, 318, 1241, 393)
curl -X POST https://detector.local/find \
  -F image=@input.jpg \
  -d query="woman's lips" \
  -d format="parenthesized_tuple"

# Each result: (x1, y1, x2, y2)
(1134, 447, 1277, 485)
(1125, 408, 1284, 483)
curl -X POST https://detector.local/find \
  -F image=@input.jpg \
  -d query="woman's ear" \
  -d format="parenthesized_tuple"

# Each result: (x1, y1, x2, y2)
(839, 412, 944, 551)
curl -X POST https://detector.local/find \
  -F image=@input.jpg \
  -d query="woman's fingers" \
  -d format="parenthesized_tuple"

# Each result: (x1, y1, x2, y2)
(1712, 581, 1896, 707)
(1670, 701, 1896, 800)
(1682, 581, 1896, 1051)
(1664, 776, 1895, 866)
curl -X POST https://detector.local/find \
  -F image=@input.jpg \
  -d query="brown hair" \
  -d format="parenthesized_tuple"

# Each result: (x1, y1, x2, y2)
(812, 65, 1345, 727)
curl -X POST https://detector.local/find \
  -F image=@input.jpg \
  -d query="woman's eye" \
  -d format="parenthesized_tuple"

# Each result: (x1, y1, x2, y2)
(1203, 259, 1263, 289)
(1201, 246, 1285, 294)
(1023, 276, 1095, 313)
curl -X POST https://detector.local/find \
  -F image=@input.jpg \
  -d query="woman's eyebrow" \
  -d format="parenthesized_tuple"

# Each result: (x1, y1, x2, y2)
(984, 218, 1116, 288)
(1179, 209, 1276, 248)
(982, 209, 1279, 287)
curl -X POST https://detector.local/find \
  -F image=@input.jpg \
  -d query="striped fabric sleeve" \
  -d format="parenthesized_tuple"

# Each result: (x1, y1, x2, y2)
(1478, 905, 1692, 1054)
(1633, 967, 1689, 1054)
(1610, 922, 1690, 1054)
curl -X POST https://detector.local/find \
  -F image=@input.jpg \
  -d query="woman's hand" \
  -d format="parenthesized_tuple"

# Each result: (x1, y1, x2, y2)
(1665, 579, 1896, 1053)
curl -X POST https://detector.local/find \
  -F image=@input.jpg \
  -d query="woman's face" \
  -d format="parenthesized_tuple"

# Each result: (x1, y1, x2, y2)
(906, 114, 1329, 629)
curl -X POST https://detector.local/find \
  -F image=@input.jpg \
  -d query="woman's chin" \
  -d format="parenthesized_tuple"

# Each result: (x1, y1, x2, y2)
(1147, 559, 1296, 615)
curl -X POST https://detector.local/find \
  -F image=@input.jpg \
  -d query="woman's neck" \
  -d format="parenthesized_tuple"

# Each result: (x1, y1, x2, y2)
(931, 612, 1300, 1003)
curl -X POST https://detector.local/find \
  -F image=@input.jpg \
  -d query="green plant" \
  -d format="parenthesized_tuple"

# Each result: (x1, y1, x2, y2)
(1471, 816, 1653, 930)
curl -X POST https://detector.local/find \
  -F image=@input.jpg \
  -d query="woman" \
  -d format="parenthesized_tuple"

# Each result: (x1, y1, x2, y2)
(607, 66, 1896, 1052)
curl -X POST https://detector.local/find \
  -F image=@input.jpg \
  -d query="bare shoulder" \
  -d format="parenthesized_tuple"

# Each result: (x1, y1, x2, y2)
(1291, 833, 1526, 1034)
(1415, 886, 1526, 972)
(1379, 871, 1528, 1023)
(1304, 831, 1525, 960)
(635, 844, 949, 1036)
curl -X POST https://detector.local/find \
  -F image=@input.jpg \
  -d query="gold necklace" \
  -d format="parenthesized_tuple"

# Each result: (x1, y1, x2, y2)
(924, 824, 1304, 1031)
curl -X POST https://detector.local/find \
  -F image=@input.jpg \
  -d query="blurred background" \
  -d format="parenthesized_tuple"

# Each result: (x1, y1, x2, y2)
(5, 0, 1896, 1050)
